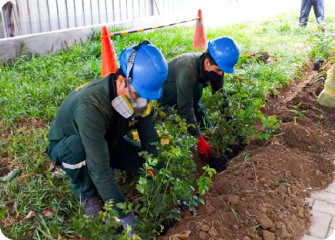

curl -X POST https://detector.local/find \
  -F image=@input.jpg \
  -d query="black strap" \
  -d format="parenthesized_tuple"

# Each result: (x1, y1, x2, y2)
(126, 41, 151, 104)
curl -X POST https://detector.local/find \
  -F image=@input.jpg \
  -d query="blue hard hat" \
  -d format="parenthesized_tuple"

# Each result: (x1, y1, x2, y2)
(208, 37, 240, 74)
(119, 43, 168, 100)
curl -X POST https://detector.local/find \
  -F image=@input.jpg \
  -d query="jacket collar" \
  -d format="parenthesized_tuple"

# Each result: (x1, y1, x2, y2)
(198, 53, 208, 84)
(107, 73, 117, 102)
(198, 53, 206, 82)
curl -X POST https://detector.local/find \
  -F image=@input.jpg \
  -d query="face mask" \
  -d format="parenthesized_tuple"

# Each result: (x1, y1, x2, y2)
(207, 70, 223, 82)
(112, 95, 152, 119)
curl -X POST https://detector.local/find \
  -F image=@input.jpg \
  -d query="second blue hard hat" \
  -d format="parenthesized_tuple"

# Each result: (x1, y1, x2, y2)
(120, 43, 168, 100)
(208, 37, 240, 74)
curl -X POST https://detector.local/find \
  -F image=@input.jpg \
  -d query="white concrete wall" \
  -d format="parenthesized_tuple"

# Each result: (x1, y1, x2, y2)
(0, 0, 307, 60)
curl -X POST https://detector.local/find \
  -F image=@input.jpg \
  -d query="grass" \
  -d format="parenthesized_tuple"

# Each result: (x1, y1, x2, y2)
(1, 5, 335, 239)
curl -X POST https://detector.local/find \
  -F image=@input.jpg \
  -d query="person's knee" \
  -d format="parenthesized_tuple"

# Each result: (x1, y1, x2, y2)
(58, 135, 86, 168)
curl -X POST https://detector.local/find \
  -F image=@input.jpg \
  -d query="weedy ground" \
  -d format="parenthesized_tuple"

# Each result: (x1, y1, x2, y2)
(1, 6, 335, 240)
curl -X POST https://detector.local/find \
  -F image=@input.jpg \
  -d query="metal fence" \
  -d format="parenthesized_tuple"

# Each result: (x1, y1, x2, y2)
(1, 0, 220, 38)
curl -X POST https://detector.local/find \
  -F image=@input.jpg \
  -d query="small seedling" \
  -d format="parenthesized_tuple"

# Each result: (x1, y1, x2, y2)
(229, 205, 239, 221)
(244, 152, 253, 164)
(250, 224, 262, 230)
(297, 207, 304, 217)
(275, 182, 292, 187)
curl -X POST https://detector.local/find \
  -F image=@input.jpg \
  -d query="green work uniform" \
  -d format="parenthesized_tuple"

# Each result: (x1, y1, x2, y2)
(158, 53, 226, 137)
(46, 73, 159, 218)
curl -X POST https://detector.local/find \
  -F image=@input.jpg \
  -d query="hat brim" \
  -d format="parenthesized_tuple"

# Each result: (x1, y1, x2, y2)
(218, 63, 234, 74)
(134, 87, 163, 100)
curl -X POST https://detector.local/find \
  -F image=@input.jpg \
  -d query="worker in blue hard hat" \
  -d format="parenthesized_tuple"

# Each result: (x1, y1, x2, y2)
(45, 41, 168, 236)
(158, 37, 240, 166)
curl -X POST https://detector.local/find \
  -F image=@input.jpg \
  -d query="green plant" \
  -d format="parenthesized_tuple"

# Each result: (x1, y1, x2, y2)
(309, 32, 335, 62)
(116, 111, 215, 239)
(250, 224, 262, 229)
(198, 166, 217, 195)
(243, 151, 255, 165)
(297, 207, 304, 218)
(73, 200, 138, 240)
(229, 205, 239, 221)
(275, 182, 292, 187)
(0, 206, 7, 219)
(203, 79, 280, 152)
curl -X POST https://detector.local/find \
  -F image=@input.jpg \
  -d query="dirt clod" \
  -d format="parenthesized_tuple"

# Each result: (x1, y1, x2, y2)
(209, 228, 219, 237)
(258, 215, 274, 229)
(281, 229, 292, 239)
(275, 222, 285, 229)
(263, 230, 276, 240)
(199, 232, 208, 240)
(228, 195, 240, 205)
(200, 224, 209, 232)
(214, 219, 222, 228)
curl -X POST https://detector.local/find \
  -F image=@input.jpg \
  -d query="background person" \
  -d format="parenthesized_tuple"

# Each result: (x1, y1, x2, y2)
(299, 0, 325, 31)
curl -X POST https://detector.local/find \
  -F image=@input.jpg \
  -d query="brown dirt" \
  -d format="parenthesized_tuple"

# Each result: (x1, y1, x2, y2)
(161, 60, 335, 240)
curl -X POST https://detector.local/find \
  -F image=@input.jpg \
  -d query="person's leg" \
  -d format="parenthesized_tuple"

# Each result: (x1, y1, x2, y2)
(299, 0, 312, 26)
(47, 135, 97, 200)
(313, 0, 325, 26)
(47, 135, 102, 216)
(109, 137, 164, 175)
(109, 137, 145, 176)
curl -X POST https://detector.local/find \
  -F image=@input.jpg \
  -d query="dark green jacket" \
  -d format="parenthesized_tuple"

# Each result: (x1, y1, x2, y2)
(158, 53, 224, 137)
(48, 74, 159, 202)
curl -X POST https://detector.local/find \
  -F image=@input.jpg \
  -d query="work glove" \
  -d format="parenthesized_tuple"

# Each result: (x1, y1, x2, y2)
(208, 153, 229, 172)
(120, 212, 136, 239)
(197, 135, 211, 160)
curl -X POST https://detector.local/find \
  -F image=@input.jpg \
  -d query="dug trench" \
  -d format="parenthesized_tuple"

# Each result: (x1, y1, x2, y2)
(161, 60, 335, 240)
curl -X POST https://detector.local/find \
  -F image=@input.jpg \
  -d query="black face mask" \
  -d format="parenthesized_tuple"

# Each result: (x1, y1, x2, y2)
(207, 70, 223, 82)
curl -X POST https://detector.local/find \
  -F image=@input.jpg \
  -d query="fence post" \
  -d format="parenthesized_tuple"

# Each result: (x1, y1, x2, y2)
(1, 6, 8, 38)
(149, 0, 154, 16)
(2, 2, 15, 37)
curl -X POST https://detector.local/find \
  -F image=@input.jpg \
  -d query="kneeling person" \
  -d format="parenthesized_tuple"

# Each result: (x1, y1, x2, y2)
(46, 42, 168, 227)
(158, 37, 240, 161)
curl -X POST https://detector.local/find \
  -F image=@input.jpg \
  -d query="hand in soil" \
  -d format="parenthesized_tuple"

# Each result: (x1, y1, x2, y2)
(208, 153, 228, 172)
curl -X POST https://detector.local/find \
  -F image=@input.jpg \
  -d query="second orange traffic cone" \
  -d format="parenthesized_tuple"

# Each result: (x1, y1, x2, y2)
(193, 9, 207, 51)
(101, 26, 119, 78)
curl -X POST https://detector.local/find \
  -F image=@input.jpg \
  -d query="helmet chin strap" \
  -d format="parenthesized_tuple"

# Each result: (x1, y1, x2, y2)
(125, 41, 151, 120)
(126, 49, 137, 110)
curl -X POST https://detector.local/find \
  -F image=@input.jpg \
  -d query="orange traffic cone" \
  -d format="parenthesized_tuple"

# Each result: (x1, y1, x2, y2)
(193, 9, 207, 51)
(101, 26, 119, 78)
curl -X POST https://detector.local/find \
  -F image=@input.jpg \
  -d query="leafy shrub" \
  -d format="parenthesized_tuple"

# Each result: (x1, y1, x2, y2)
(116, 111, 215, 239)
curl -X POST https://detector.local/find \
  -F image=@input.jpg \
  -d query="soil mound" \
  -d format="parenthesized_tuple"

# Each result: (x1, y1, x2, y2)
(161, 66, 335, 240)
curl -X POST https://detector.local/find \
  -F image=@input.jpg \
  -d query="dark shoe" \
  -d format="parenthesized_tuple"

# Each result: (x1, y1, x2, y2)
(81, 195, 102, 217)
